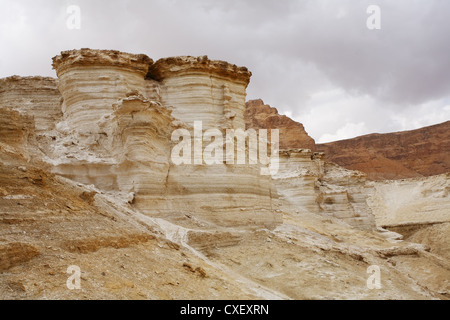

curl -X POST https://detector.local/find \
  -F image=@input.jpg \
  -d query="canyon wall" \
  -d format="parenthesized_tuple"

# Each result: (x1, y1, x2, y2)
(0, 107, 36, 161)
(273, 149, 376, 230)
(52, 49, 153, 137)
(320, 162, 376, 230)
(316, 121, 450, 180)
(144, 56, 276, 227)
(1, 49, 449, 299)
(47, 49, 279, 229)
(148, 56, 251, 130)
(243, 99, 449, 181)
(272, 149, 323, 214)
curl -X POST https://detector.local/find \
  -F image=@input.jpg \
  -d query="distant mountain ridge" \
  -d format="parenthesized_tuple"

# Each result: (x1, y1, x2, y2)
(245, 99, 450, 180)
(316, 121, 450, 180)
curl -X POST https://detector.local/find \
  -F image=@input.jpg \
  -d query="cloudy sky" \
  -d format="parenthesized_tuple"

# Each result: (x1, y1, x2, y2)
(1, 0, 449, 143)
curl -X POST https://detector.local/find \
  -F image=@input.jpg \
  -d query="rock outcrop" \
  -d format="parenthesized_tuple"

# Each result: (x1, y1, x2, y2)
(367, 173, 450, 227)
(243, 99, 449, 181)
(148, 56, 251, 130)
(0, 76, 62, 133)
(52, 49, 153, 137)
(0, 108, 35, 158)
(48, 49, 279, 229)
(272, 149, 376, 230)
(316, 121, 450, 180)
(1, 49, 449, 300)
(319, 162, 376, 230)
(245, 99, 316, 150)
(272, 149, 323, 214)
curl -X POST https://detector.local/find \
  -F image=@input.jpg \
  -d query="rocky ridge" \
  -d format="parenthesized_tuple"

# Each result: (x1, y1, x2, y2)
(245, 99, 316, 150)
(316, 121, 450, 180)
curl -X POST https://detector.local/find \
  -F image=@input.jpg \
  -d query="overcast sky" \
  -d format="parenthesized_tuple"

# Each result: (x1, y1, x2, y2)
(1, 0, 449, 143)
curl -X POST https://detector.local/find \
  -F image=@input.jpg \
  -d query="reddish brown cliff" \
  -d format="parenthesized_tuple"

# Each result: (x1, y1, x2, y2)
(244, 99, 316, 150)
(316, 121, 450, 180)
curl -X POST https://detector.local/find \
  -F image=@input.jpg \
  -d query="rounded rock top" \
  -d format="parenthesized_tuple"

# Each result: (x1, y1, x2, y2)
(146, 55, 252, 85)
(51, 48, 153, 76)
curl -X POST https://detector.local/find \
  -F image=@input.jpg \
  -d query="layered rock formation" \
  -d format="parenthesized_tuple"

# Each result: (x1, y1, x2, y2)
(0, 107, 36, 161)
(145, 56, 275, 227)
(1, 49, 449, 300)
(244, 99, 449, 181)
(272, 149, 323, 214)
(52, 49, 153, 137)
(0, 76, 62, 133)
(148, 56, 251, 130)
(319, 162, 376, 230)
(245, 99, 316, 150)
(1, 144, 448, 299)
(367, 173, 450, 228)
(272, 149, 375, 230)
(48, 49, 278, 229)
(316, 121, 450, 180)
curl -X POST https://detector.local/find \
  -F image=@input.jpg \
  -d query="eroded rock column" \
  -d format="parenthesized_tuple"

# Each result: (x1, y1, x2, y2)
(147, 56, 250, 129)
(52, 49, 153, 136)
(143, 56, 280, 229)
(50, 49, 174, 196)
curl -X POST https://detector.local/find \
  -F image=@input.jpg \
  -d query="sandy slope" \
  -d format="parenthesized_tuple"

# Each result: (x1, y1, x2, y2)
(1, 144, 449, 299)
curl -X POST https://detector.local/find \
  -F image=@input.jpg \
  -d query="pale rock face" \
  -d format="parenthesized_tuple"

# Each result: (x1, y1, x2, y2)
(0, 76, 62, 133)
(272, 149, 376, 230)
(367, 173, 450, 227)
(319, 162, 376, 230)
(150, 161, 279, 228)
(49, 92, 176, 205)
(272, 149, 323, 213)
(52, 49, 153, 137)
(3, 49, 450, 300)
(147, 56, 251, 130)
(0, 49, 377, 231)
(0, 50, 378, 231)
(48, 49, 279, 229)
(49, 50, 162, 196)
(143, 55, 277, 228)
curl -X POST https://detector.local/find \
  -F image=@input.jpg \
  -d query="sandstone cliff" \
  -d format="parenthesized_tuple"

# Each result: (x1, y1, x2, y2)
(1, 49, 449, 300)
(367, 173, 450, 228)
(272, 149, 376, 230)
(47, 49, 279, 229)
(245, 99, 316, 150)
(316, 121, 450, 180)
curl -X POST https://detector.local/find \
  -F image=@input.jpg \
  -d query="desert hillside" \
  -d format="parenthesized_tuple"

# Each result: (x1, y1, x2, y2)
(316, 121, 450, 180)
(0, 49, 449, 300)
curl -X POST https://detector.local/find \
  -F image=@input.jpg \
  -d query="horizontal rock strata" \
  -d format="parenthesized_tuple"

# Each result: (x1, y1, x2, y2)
(316, 121, 450, 180)
(0, 76, 62, 133)
(48, 49, 279, 229)
(245, 99, 316, 150)
(273, 149, 376, 230)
